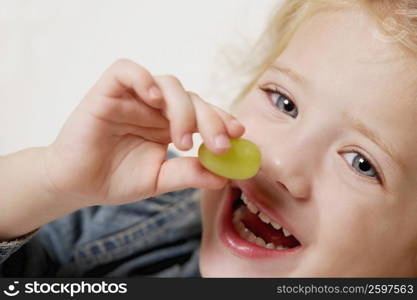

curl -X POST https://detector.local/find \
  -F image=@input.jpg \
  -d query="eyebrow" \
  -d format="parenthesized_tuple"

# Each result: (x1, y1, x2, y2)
(269, 63, 307, 85)
(343, 113, 404, 170)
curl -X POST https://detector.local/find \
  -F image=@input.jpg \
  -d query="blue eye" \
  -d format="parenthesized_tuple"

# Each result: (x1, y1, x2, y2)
(262, 87, 298, 118)
(342, 152, 379, 179)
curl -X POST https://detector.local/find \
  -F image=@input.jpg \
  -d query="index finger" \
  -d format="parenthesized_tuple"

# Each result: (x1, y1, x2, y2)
(153, 75, 197, 151)
(92, 59, 164, 109)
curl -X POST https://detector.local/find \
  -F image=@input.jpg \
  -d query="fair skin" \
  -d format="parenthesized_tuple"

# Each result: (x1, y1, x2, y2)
(200, 8, 417, 277)
(1, 7, 416, 277)
(0, 59, 243, 240)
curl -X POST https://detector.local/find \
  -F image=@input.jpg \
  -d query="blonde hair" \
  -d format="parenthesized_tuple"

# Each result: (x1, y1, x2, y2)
(230, 0, 417, 111)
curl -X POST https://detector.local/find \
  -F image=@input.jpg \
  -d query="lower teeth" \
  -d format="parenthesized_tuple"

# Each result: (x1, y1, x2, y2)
(233, 206, 289, 250)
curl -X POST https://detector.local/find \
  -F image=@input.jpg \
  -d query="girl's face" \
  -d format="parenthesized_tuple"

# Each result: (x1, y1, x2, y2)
(199, 8, 417, 277)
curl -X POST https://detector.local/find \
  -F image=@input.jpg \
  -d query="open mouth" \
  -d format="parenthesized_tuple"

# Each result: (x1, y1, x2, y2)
(220, 185, 302, 258)
(232, 190, 301, 250)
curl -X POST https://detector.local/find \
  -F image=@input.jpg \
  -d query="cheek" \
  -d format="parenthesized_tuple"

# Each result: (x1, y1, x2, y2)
(317, 154, 417, 275)
(200, 189, 224, 240)
(315, 181, 394, 266)
(313, 152, 385, 246)
(201, 190, 219, 222)
(316, 172, 373, 244)
(199, 188, 230, 276)
(234, 93, 276, 143)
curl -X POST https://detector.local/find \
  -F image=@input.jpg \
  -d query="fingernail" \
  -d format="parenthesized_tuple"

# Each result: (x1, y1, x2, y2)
(148, 85, 162, 100)
(214, 134, 230, 149)
(181, 133, 193, 149)
(230, 119, 243, 127)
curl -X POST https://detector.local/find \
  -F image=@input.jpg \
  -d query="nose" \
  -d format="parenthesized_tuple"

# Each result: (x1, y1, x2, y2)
(258, 129, 324, 200)
(261, 159, 311, 200)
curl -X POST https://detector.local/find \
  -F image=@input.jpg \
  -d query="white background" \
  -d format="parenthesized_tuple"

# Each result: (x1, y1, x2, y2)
(0, 0, 278, 156)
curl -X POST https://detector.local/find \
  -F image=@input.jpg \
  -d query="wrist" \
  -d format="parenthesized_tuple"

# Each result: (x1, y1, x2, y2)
(0, 147, 83, 240)
(41, 146, 86, 209)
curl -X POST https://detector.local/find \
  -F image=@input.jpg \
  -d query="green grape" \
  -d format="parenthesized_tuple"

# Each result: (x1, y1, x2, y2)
(198, 138, 261, 180)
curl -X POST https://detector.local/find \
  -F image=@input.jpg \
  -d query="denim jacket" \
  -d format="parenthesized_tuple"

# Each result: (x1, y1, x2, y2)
(0, 152, 202, 277)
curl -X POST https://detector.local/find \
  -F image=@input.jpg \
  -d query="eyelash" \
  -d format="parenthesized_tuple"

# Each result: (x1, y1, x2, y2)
(340, 148, 383, 184)
(259, 85, 298, 118)
(259, 84, 384, 185)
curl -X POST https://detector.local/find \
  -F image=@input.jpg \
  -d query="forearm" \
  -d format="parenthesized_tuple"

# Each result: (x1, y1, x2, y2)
(0, 147, 83, 240)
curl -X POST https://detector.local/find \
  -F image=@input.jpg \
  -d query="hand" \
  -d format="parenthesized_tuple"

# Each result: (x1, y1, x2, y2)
(43, 59, 245, 207)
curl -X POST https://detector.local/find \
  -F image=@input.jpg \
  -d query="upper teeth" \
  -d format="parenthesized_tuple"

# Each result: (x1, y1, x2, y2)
(240, 192, 292, 237)
(282, 228, 291, 237)
(232, 206, 291, 251)
(271, 221, 282, 230)
(258, 212, 270, 224)
(247, 202, 258, 214)
(241, 193, 249, 204)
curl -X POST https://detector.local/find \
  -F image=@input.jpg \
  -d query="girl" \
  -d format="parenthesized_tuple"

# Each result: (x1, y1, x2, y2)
(1, 0, 417, 277)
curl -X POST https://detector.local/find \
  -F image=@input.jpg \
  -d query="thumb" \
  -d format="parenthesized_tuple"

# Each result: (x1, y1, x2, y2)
(154, 156, 228, 195)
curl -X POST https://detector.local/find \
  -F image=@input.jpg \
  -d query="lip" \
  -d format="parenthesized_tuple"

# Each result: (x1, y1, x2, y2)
(219, 184, 303, 259)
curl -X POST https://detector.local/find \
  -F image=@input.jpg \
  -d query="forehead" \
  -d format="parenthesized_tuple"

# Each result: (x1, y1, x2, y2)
(273, 7, 417, 176)
(277, 7, 417, 99)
